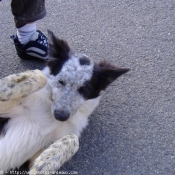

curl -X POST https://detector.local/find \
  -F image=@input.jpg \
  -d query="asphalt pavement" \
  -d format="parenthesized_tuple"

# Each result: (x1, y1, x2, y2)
(0, 0, 175, 175)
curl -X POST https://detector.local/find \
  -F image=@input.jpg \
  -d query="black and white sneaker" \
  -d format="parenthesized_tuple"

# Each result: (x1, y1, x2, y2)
(11, 30, 48, 60)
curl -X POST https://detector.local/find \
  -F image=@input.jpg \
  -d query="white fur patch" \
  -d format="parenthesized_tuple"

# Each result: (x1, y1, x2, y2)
(0, 56, 101, 171)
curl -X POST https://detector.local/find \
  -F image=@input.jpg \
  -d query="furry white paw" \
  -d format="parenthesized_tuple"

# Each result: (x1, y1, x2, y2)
(29, 134, 79, 175)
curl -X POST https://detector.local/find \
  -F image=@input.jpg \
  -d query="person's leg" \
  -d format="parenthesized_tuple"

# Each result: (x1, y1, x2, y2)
(11, 0, 48, 60)
(17, 22, 36, 45)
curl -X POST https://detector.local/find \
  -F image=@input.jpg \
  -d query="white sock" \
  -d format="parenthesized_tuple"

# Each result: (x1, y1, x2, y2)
(17, 22, 36, 45)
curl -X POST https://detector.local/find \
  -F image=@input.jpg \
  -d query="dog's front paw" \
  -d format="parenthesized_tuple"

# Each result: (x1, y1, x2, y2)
(0, 70, 46, 102)
(29, 134, 79, 175)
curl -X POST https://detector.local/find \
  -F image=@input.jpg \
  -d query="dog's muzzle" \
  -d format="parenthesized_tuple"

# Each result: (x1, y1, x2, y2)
(54, 110, 70, 121)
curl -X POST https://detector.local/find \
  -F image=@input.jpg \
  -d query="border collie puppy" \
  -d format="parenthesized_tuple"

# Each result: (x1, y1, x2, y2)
(0, 30, 129, 171)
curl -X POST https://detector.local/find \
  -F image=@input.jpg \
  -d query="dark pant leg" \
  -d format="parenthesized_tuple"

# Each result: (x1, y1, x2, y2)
(11, 0, 46, 28)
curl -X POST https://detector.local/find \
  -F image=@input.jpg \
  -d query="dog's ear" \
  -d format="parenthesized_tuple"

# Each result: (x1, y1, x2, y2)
(47, 29, 71, 60)
(93, 61, 130, 92)
(47, 29, 72, 75)
(79, 61, 129, 99)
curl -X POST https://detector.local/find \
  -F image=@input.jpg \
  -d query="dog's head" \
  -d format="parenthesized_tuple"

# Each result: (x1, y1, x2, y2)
(45, 30, 130, 121)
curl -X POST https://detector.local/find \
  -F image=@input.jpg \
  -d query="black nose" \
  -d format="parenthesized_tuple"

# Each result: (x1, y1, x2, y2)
(54, 110, 70, 121)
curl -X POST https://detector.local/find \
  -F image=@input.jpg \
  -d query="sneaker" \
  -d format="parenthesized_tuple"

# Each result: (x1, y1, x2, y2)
(11, 30, 48, 60)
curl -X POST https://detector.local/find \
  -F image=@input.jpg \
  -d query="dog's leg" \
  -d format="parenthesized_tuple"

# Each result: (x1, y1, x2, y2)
(0, 70, 46, 112)
(29, 134, 79, 175)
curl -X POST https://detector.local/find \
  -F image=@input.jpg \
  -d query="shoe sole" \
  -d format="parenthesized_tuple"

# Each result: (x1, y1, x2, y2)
(15, 44, 48, 61)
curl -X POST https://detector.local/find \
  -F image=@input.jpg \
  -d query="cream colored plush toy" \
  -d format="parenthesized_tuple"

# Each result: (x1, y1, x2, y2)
(0, 70, 79, 174)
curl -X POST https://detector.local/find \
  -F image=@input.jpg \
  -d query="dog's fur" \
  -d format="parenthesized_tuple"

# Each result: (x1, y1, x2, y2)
(0, 30, 129, 171)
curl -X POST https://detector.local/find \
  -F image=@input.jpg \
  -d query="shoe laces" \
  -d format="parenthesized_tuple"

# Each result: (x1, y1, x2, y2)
(37, 31, 48, 47)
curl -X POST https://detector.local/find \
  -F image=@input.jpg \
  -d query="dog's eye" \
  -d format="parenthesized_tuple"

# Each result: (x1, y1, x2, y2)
(58, 80, 65, 85)
(78, 85, 91, 98)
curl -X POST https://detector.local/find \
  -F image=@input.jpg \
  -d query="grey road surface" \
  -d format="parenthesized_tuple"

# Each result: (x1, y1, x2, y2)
(0, 0, 175, 175)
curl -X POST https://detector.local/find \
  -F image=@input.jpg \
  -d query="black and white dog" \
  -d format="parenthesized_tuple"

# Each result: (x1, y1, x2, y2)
(0, 30, 129, 171)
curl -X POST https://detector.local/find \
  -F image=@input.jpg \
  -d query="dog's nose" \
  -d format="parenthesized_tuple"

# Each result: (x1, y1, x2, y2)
(54, 110, 70, 121)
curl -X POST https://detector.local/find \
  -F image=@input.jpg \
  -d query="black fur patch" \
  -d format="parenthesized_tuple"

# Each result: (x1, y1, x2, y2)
(78, 81, 96, 99)
(0, 117, 10, 136)
(78, 61, 130, 99)
(79, 57, 90, 66)
(18, 160, 30, 172)
(47, 58, 70, 76)
(47, 30, 71, 76)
